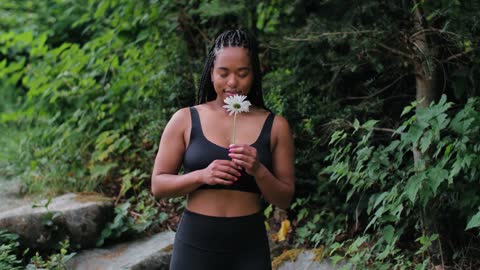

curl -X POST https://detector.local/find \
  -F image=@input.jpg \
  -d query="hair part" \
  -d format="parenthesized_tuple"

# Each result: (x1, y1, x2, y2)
(196, 30, 266, 109)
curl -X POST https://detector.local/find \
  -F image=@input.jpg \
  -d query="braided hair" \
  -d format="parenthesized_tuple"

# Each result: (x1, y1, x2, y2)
(196, 30, 266, 109)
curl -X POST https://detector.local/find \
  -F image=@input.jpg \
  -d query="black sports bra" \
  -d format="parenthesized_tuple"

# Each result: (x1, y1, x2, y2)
(183, 107, 275, 194)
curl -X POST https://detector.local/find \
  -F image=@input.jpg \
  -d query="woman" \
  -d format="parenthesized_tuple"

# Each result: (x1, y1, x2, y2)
(151, 30, 295, 270)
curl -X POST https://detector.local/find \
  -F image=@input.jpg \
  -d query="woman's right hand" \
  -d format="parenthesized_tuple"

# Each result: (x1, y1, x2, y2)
(200, 160, 242, 185)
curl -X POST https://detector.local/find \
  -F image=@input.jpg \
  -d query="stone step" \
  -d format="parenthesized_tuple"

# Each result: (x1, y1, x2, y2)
(0, 178, 36, 213)
(274, 249, 352, 270)
(66, 231, 175, 270)
(0, 192, 114, 250)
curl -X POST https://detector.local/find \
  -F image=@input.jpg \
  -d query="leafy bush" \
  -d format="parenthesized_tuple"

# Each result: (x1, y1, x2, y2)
(0, 229, 23, 270)
(97, 190, 169, 247)
(26, 240, 75, 270)
(317, 95, 480, 267)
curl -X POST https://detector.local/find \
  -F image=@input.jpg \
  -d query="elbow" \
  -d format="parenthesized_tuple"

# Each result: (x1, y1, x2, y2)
(278, 195, 293, 210)
(151, 175, 161, 198)
(283, 185, 295, 210)
(150, 185, 157, 197)
(277, 202, 290, 211)
(275, 186, 295, 210)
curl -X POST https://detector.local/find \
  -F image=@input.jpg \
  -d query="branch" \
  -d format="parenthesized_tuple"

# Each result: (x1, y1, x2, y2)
(284, 30, 384, 41)
(346, 120, 401, 135)
(346, 74, 407, 100)
(442, 49, 477, 63)
(411, 28, 461, 40)
(323, 119, 402, 135)
(378, 43, 414, 59)
(371, 127, 400, 134)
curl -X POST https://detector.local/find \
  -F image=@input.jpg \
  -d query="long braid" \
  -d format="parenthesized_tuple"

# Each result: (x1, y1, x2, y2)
(196, 46, 216, 104)
(196, 30, 267, 109)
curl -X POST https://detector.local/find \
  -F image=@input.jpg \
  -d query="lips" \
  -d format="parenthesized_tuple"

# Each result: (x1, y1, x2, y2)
(224, 90, 241, 95)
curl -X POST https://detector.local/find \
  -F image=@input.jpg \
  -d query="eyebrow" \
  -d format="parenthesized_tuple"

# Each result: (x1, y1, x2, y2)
(216, 66, 250, 71)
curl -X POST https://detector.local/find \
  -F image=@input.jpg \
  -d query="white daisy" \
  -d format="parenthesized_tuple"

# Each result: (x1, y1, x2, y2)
(223, 94, 252, 116)
(223, 94, 251, 144)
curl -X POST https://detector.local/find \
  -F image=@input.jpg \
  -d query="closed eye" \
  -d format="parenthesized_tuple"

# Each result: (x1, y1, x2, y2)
(217, 71, 228, 78)
(238, 72, 249, 78)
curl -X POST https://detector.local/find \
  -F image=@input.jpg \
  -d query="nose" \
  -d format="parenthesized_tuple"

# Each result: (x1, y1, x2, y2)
(227, 74, 238, 88)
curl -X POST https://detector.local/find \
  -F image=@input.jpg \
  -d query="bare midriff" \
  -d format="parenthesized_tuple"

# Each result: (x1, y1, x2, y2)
(187, 189, 261, 217)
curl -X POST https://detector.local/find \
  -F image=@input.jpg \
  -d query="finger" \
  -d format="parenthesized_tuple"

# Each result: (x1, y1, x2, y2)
(216, 164, 242, 176)
(228, 144, 249, 153)
(212, 177, 235, 185)
(215, 158, 242, 170)
(214, 171, 239, 182)
(228, 152, 247, 162)
(215, 159, 240, 166)
(218, 160, 243, 170)
(232, 159, 250, 170)
(229, 152, 256, 163)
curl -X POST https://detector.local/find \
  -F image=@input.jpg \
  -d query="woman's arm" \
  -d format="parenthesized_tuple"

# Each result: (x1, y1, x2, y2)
(151, 108, 241, 198)
(151, 108, 200, 198)
(228, 115, 295, 209)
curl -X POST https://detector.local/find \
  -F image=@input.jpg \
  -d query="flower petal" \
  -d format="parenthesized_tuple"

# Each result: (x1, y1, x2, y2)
(223, 94, 251, 115)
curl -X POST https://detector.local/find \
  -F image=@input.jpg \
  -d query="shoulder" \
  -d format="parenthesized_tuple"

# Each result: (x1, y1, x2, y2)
(249, 106, 271, 118)
(171, 107, 191, 121)
(165, 107, 191, 130)
(272, 114, 291, 133)
(271, 114, 293, 148)
(193, 103, 212, 113)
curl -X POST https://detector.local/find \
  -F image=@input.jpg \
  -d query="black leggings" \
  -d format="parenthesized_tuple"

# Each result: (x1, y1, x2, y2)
(170, 209, 272, 270)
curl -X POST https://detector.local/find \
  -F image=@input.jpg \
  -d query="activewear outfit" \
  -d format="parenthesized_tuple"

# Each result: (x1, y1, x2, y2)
(169, 107, 275, 270)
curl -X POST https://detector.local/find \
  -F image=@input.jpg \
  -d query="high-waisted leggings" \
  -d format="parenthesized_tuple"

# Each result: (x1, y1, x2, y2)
(169, 209, 272, 270)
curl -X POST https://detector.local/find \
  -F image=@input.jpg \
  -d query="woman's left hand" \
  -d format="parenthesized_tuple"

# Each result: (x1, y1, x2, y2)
(228, 144, 262, 176)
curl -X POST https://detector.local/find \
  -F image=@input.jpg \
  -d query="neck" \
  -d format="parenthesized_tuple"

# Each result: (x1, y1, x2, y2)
(207, 99, 231, 116)
(212, 96, 225, 108)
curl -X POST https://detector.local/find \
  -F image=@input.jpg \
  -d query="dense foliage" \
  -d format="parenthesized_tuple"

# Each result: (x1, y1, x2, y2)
(1, 0, 479, 268)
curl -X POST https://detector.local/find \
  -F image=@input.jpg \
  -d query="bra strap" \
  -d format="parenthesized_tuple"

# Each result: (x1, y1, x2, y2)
(189, 107, 202, 140)
(258, 112, 275, 146)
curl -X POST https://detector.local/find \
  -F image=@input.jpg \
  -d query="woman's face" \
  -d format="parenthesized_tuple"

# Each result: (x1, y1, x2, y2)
(211, 47, 253, 101)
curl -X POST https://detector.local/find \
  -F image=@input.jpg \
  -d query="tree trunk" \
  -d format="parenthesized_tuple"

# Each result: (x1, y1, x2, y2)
(411, 2, 443, 268)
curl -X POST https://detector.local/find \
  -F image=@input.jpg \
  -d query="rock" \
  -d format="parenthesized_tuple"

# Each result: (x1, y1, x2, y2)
(274, 249, 353, 270)
(0, 193, 113, 251)
(0, 178, 36, 213)
(66, 231, 175, 270)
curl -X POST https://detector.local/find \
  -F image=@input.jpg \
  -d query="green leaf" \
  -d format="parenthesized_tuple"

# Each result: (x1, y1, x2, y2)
(263, 204, 273, 218)
(329, 130, 346, 145)
(373, 192, 389, 209)
(419, 130, 433, 153)
(346, 236, 368, 254)
(466, 210, 480, 230)
(94, 0, 110, 19)
(404, 175, 424, 204)
(16, 31, 33, 44)
(90, 163, 118, 179)
(401, 100, 418, 117)
(427, 167, 448, 194)
(353, 119, 360, 131)
(382, 225, 395, 244)
(362, 120, 378, 129)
